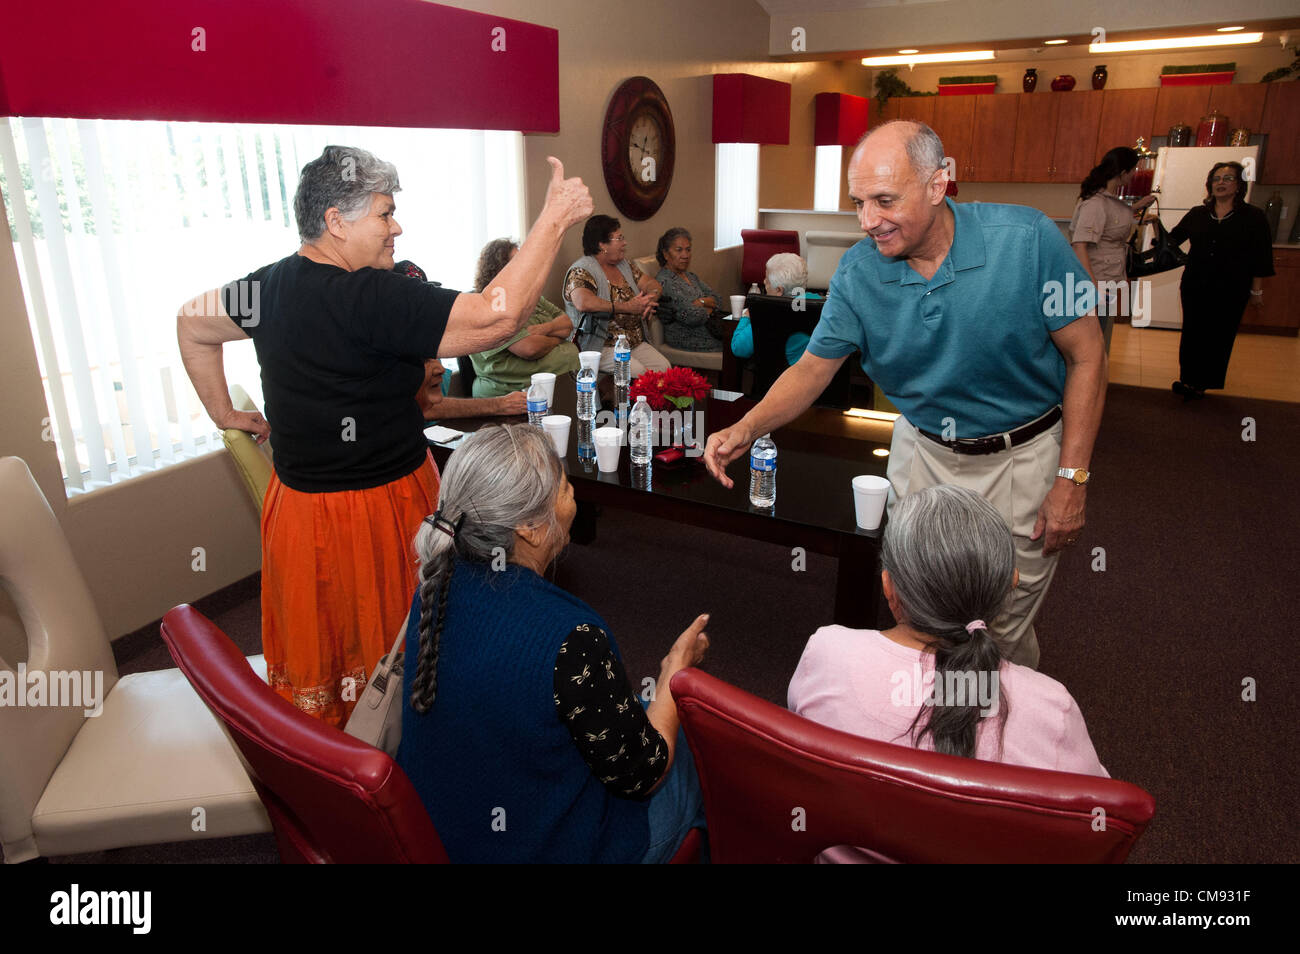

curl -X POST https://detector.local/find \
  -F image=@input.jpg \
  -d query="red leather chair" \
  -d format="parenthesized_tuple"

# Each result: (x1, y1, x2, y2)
(739, 229, 800, 288)
(162, 604, 703, 864)
(670, 668, 1155, 864)
(161, 605, 449, 863)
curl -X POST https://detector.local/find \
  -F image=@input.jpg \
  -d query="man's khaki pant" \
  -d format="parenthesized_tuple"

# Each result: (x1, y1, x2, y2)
(884, 414, 1063, 669)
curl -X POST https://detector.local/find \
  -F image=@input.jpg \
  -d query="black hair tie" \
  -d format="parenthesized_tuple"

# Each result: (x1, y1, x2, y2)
(424, 510, 465, 539)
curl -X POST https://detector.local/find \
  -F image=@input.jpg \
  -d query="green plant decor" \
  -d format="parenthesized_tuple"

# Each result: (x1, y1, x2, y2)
(1160, 63, 1236, 75)
(937, 75, 997, 85)
(873, 68, 937, 110)
(1262, 47, 1299, 82)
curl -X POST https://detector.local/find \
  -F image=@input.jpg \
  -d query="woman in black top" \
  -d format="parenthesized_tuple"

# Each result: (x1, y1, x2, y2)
(176, 146, 591, 726)
(1168, 162, 1275, 399)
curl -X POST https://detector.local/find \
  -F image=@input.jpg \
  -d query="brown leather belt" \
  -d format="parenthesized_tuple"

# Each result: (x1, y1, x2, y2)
(916, 405, 1062, 456)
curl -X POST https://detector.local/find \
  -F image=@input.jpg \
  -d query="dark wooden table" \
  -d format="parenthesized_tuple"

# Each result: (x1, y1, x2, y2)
(427, 373, 894, 628)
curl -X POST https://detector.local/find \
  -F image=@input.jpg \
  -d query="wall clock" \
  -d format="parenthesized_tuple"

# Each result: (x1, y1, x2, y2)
(601, 76, 675, 221)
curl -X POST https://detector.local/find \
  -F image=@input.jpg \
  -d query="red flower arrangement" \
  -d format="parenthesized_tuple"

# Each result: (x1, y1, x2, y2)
(628, 367, 710, 411)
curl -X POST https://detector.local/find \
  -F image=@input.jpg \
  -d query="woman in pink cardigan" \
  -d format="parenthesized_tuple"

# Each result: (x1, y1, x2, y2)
(789, 484, 1106, 776)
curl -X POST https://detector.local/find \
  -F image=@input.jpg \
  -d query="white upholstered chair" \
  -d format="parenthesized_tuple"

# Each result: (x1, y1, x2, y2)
(0, 457, 270, 862)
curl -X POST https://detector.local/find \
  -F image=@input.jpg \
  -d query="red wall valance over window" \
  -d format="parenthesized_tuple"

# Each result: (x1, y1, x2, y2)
(814, 92, 871, 147)
(0, 0, 559, 132)
(712, 74, 790, 145)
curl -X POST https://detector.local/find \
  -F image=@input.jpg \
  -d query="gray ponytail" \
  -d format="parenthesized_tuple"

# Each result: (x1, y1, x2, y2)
(408, 425, 564, 714)
(881, 484, 1014, 757)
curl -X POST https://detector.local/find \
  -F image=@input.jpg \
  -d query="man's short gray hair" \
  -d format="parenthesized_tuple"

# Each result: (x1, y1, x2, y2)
(863, 120, 946, 179)
(293, 145, 401, 243)
(765, 253, 808, 295)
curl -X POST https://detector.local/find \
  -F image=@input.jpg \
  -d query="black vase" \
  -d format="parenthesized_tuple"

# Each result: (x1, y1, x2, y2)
(1092, 65, 1108, 90)
(1023, 68, 1038, 93)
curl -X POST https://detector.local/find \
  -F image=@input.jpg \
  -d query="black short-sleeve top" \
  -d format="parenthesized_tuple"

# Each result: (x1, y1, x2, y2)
(222, 254, 459, 492)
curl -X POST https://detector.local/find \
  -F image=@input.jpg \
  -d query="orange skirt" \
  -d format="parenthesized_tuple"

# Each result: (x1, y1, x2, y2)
(260, 453, 440, 728)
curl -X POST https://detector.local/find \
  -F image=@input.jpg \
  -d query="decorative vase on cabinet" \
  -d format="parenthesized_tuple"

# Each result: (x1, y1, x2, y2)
(1091, 65, 1108, 90)
(1051, 74, 1076, 92)
(1023, 68, 1038, 93)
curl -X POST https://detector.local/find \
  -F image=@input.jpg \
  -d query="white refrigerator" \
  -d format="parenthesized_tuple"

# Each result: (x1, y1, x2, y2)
(1140, 146, 1258, 330)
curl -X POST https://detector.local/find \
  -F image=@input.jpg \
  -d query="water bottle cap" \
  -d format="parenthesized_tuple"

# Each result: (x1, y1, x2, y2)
(636, 395, 647, 402)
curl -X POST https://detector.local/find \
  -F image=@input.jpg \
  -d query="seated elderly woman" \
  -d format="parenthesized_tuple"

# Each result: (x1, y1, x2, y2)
(397, 424, 710, 863)
(465, 239, 580, 398)
(731, 252, 821, 367)
(653, 227, 726, 352)
(789, 484, 1106, 776)
(563, 214, 671, 377)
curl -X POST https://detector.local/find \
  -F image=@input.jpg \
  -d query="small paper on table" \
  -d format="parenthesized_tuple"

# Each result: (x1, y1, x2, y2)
(423, 424, 465, 444)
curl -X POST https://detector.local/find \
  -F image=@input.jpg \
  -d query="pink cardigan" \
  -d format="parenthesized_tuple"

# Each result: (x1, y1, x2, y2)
(788, 625, 1108, 777)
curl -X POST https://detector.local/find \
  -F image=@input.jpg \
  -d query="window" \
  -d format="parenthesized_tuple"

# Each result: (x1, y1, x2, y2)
(814, 145, 843, 211)
(1, 119, 525, 493)
(714, 142, 758, 250)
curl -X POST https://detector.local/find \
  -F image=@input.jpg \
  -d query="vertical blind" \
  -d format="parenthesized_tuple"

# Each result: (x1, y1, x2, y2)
(1, 119, 526, 493)
(714, 142, 759, 251)
(813, 145, 843, 212)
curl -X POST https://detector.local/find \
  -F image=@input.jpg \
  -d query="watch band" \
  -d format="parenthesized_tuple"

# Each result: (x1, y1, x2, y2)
(1058, 467, 1090, 485)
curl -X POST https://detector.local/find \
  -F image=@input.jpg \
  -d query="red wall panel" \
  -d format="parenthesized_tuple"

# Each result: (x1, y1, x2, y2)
(0, 0, 558, 132)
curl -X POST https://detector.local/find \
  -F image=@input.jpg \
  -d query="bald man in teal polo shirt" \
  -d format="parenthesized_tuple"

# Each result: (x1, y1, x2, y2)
(705, 121, 1106, 669)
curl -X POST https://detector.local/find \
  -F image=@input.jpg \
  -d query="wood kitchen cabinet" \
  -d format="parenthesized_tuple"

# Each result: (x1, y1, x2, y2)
(1209, 83, 1267, 133)
(1095, 87, 1157, 163)
(1260, 82, 1300, 184)
(871, 98, 901, 127)
(1245, 247, 1300, 335)
(898, 96, 935, 126)
(1010, 90, 1102, 183)
(1052, 90, 1104, 183)
(932, 95, 975, 182)
(969, 94, 1019, 181)
(1152, 86, 1211, 136)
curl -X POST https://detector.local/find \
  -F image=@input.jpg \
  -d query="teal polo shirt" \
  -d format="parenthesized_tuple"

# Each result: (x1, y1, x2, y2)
(807, 199, 1093, 438)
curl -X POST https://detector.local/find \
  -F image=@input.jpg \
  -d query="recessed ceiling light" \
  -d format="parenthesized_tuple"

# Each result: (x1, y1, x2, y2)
(1090, 32, 1262, 53)
(1044, 39, 1068, 45)
(861, 50, 995, 66)
(1217, 26, 1244, 32)
(872, 448, 890, 458)
(898, 49, 919, 55)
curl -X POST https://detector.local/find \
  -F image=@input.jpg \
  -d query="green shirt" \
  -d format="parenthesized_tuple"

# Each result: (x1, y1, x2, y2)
(468, 296, 580, 398)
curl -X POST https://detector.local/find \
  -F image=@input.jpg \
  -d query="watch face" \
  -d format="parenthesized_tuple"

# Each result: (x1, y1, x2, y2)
(1072, 469, 1089, 485)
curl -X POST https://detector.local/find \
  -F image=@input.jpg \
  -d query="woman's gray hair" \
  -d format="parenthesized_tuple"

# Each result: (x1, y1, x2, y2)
(880, 484, 1015, 638)
(409, 424, 565, 714)
(293, 145, 401, 243)
(413, 424, 563, 572)
(765, 253, 808, 296)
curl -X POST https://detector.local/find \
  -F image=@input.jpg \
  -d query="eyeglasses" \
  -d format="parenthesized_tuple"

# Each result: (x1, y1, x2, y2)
(1211, 175, 1238, 183)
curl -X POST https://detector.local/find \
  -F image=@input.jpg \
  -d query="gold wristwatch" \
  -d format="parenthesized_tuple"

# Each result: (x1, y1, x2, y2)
(1058, 467, 1090, 486)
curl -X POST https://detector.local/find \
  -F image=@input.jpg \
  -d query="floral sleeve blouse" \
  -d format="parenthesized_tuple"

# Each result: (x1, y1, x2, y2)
(563, 260, 647, 348)
(552, 622, 668, 798)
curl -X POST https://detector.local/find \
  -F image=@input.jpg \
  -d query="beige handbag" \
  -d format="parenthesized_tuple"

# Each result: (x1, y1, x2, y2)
(343, 621, 408, 756)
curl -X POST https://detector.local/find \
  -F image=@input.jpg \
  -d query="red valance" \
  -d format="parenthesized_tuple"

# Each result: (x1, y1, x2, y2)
(712, 74, 790, 145)
(0, 0, 558, 132)
(814, 92, 871, 147)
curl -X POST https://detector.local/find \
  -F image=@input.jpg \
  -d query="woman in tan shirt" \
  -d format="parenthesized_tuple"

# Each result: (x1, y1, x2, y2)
(1070, 147, 1155, 353)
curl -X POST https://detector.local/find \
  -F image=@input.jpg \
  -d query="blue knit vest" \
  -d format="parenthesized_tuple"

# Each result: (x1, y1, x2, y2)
(397, 561, 650, 863)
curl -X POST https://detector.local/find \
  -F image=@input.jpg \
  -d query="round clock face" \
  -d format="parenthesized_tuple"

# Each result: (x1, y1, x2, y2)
(602, 77, 675, 221)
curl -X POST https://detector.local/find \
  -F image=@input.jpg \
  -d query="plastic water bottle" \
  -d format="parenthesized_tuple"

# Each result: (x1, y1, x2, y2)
(527, 381, 548, 428)
(576, 365, 596, 421)
(576, 420, 596, 471)
(613, 334, 631, 388)
(749, 434, 777, 508)
(629, 395, 653, 464)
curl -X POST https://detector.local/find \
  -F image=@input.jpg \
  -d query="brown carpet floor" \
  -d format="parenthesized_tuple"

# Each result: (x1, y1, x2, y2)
(68, 383, 1300, 864)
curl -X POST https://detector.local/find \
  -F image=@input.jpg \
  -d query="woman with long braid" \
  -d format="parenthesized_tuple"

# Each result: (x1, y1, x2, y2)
(789, 484, 1105, 772)
(396, 424, 710, 863)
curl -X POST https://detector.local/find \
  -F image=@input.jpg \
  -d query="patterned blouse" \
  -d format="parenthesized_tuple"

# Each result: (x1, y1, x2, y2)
(563, 259, 646, 348)
(552, 622, 668, 798)
(655, 268, 725, 352)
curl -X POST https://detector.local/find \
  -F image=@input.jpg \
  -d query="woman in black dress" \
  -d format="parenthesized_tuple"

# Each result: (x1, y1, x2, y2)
(1169, 161, 1275, 399)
